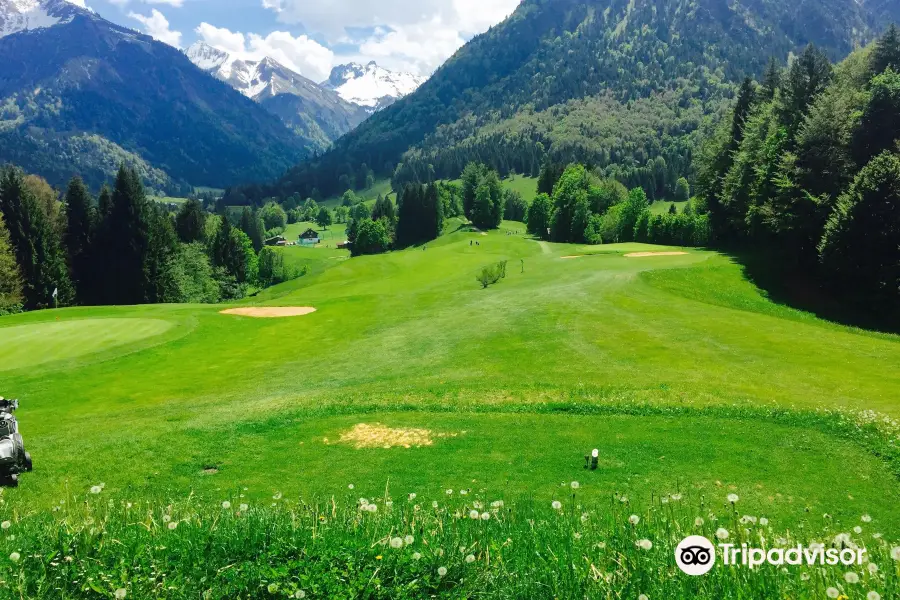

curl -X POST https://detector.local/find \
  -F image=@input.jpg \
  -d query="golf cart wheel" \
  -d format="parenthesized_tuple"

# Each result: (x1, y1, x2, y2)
(5, 475, 17, 488)
(23, 452, 32, 472)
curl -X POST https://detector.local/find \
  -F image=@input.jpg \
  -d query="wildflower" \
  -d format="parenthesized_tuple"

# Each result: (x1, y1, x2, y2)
(574, 532, 582, 539)
(481, 512, 490, 521)
(861, 514, 872, 523)
(446, 489, 453, 495)
(8, 552, 19, 563)
(619, 496, 628, 503)
(375, 555, 382, 560)
(727, 494, 739, 503)
(348, 484, 354, 489)
(385, 500, 393, 508)
(460, 490, 467, 496)
(432, 501, 439, 508)
(759, 517, 769, 526)
(892, 546, 900, 561)
(845, 572, 859, 584)
(408, 493, 417, 500)
(639, 596, 649, 600)
(465, 554, 475, 564)
(267, 583, 278, 594)
(491, 500, 504, 508)
(716, 528, 729, 541)
(115, 589, 127, 599)
(854, 526, 863, 534)
(412, 552, 422, 560)
(826, 588, 840, 599)
(867, 592, 881, 600)
(404, 535, 414, 545)
(571, 481, 580, 489)
(552, 501, 562, 510)
(469, 510, 479, 520)
(629, 515, 640, 525)
(867, 563, 878, 574)
(0, 521, 10, 530)
(90, 486, 102, 495)
(800, 573, 810, 581)
(168, 521, 178, 530)
(162, 515, 172, 523)
(239, 504, 248, 512)
(221, 501, 231, 510)
(694, 517, 704, 527)
(739, 515, 757, 525)
(670, 493, 682, 501)
(272, 492, 283, 500)
(636, 539, 653, 550)
(390, 537, 403, 549)
(295, 592, 306, 599)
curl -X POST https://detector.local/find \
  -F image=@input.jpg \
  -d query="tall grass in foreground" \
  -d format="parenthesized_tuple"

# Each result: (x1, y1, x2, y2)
(0, 486, 896, 599)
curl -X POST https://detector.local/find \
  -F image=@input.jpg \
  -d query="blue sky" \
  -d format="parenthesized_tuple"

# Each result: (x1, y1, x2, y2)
(79, 0, 521, 81)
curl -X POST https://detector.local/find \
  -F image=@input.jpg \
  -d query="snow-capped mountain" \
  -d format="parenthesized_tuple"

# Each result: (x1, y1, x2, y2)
(0, 0, 85, 38)
(322, 61, 426, 111)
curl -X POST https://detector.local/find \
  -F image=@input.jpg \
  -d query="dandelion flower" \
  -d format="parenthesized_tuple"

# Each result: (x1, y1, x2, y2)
(481, 512, 490, 521)
(469, 510, 479, 520)
(162, 514, 172, 523)
(465, 554, 475, 564)
(0, 521, 10, 530)
(367, 503, 378, 513)
(861, 514, 872, 523)
(348, 484, 354, 490)
(845, 572, 860, 584)
(892, 547, 900, 561)
(670, 493, 682, 501)
(90, 486, 102, 495)
(390, 537, 403, 549)
(221, 501, 231, 510)
(272, 492, 283, 500)
(639, 595, 649, 600)
(408, 493, 417, 500)
(619, 496, 628, 503)
(438, 566, 447, 577)
(694, 517, 704, 527)
(636, 539, 653, 550)
(460, 490, 467, 496)
(404, 535, 414, 545)
(295, 592, 306, 599)
(239, 504, 248, 512)
(854, 526, 863, 534)
(9, 552, 19, 563)
(446, 489, 453, 495)
(759, 517, 769, 526)
(867, 563, 878, 575)
(491, 500, 504, 508)
(571, 481, 580, 489)
(629, 514, 640, 525)
(800, 573, 810, 581)
(168, 521, 178, 530)
(267, 583, 278, 594)
(115, 589, 127, 599)
(867, 592, 881, 600)
(552, 501, 562, 510)
(716, 528, 730, 541)
(826, 588, 840, 599)
(727, 494, 739, 503)
(412, 552, 422, 560)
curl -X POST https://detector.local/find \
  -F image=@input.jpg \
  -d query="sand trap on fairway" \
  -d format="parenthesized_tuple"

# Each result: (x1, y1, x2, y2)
(335, 423, 460, 449)
(220, 307, 316, 318)
(624, 251, 689, 258)
(560, 255, 583, 259)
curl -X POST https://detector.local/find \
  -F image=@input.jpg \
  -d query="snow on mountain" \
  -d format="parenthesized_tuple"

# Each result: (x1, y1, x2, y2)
(322, 61, 427, 111)
(0, 0, 84, 38)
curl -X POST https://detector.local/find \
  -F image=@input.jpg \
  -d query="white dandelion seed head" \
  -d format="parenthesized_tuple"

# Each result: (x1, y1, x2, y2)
(438, 566, 447, 577)
(552, 501, 562, 510)
(867, 562, 878, 574)
(168, 521, 178, 530)
(661, 497, 669, 504)
(272, 492, 283, 500)
(637, 539, 653, 550)
(481, 512, 490, 521)
(759, 517, 769, 526)
(359, 498, 370, 507)
(0, 521, 10, 530)
(162, 514, 172, 523)
(892, 546, 900, 561)
(8, 552, 19, 563)
(115, 589, 127, 600)
(670, 493, 682, 501)
(845, 572, 859, 584)
(465, 554, 475, 564)
(295, 591, 306, 599)
(694, 517, 704, 527)
(240, 504, 248, 512)
(491, 500, 504, 508)
(727, 494, 739, 503)
(408, 493, 417, 500)
(412, 552, 422, 560)
(366, 503, 378, 513)
(390, 537, 403, 549)
(469, 510, 479, 520)
(629, 514, 640, 525)
(639, 595, 649, 600)
(446, 489, 453, 495)
(800, 573, 810, 581)
(854, 526, 863, 534)
(716, 528, 730, 541)
(619, 496, 628, 503)
(460, 490, 467, 495)
(861, 514, 872, 523)
(826, 587, 840, 599)
(432, 501, 439, 508)
(404, 535, 414, 545)
(591, 449, 599, 458)
(221, 501, 231, 510)
(90, 486, 102, 495)
(348, 484, 354, 489)
(473, 501, 483, 509)
(867, 592, 881, 600)
(267, 583, 278, 594)
(571, 481, 580, 489)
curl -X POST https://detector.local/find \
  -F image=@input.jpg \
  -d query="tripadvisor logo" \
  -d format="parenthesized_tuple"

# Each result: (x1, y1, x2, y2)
(675, 536, 868, 575)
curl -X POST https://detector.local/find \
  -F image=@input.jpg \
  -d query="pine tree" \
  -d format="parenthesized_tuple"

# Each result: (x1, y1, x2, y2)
(730, 78, 756, 153)
(0, 212, 23, 313)
(146, 203, 178, 303)
(761, 57, 782, 101)
(63, 177, 94, 303)
(103, 166, 153, 304)
(175, 198, 207, 243)
(871, 24, 900, 76)
(780, 44, 833, 136)
(239, 207, 264, 252)
(0, 167, 73, 309)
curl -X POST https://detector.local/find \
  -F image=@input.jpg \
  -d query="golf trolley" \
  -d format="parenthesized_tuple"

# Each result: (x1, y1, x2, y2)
(0, 398, 32, 487)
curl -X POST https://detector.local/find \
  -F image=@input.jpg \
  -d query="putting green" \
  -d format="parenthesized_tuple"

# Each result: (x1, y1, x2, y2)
(0, 318, 174, 371)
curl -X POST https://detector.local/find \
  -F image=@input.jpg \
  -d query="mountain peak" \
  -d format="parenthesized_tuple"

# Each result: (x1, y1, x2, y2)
(0, 0, 87, 38)
(323, 61, 426, 111)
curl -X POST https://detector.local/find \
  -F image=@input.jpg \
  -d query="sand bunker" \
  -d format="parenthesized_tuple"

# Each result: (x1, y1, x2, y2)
(624, 252, 689, 258)
(219, 307, 317, 318)
(560, 255, 583, 259)
(335, 423, 460, 449)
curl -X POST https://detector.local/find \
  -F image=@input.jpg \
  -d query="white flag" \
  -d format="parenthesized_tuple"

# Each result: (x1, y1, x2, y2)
(52, 287, 58, 299)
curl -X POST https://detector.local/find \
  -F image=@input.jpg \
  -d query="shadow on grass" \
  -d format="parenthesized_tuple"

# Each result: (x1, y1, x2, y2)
(722, 248, 900, 335)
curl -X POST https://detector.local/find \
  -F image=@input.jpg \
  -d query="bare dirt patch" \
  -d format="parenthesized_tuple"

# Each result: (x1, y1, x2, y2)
(219, 307, 317, 318)
(333, 423, 461, 449)
(624, 252, 689, 258)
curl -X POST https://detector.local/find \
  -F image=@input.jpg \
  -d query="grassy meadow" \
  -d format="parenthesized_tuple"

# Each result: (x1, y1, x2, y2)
(1, 221, 899, 597)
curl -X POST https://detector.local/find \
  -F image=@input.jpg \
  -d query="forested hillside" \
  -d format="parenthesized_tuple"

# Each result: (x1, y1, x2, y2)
(232, 0, 900, 204)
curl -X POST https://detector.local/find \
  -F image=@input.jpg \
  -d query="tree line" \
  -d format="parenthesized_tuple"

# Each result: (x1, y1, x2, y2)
(0, 165, 304, 314)
(696, 27, 900, 311)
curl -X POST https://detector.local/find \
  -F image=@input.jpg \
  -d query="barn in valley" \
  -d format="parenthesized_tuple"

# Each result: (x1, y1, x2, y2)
(299, 228, 320, 246)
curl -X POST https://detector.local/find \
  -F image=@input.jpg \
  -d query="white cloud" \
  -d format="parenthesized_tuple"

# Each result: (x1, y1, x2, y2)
(129, 9, 182, 47)
(261, 0, 519, 75)
(195, 23, 335, 81)
(145, 0, 184, 7)
(65, 0, 88, 7)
